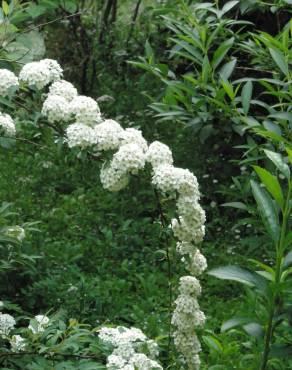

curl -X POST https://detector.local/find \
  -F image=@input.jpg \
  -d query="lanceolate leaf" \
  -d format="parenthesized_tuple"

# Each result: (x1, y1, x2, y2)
(253, 165, 284, 209)
(269, 48, 289, 76)
(212, 37, 234, 69)
(208, 265, 267, 291)
(241, 80, 253, 115)
(250, 180, 280, 242)
(264, 149, 290, 179)
(221, 316, 254, 332)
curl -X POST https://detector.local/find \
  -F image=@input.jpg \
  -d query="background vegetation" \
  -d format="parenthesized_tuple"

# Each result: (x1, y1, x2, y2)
(0, 0, 292, 369)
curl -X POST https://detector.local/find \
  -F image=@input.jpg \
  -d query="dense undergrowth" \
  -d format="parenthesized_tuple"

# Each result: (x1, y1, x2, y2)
(0, 1, 292, 369)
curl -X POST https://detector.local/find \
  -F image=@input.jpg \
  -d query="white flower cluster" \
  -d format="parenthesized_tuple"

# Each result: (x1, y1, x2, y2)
(0, 312, 15, 337)
(0, 112, 16, 137)
(10, 334, 26, 352)
(42, 95, 71, 123)
(172, 277, 205, 370)
(94, 119, 124, 151)
(66, 123, 96, 149)
(70, 95, 101, 126)
(49, 80, 78, 102)
(28, 314, 49, 334)
(0, 69, 19, 97)
(19, 59, 63, 89)
(5, 226, 26, 242)
(99, 326, 162, 370)
(146, 141, 173, 168)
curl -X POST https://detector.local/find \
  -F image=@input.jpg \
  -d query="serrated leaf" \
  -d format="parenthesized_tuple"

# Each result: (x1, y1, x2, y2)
(251, 180, 280, 242)
(264, 149, 290, 179)
(208, 265, 267, 291)
(253, 165, 284, 209)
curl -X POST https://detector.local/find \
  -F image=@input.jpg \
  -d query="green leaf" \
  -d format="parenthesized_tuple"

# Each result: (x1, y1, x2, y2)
(212, 37, 234, 69)
(283, 251, 292, 269)
(219, 58, 237, 80)
(202, 55, 211, 84)
(251, 180, 280, 242)
(208, 265, 267, 291)
(221, 78, 235, 100)
(253, 165, 284, 209)
(221, 316, 253, 332)
(264, 149, 290, 179)
(269, 344, 292, 358)
(221, 202, 248, 210)
(286, 147, 292, 166)
(2, 0, 9, 16)
(202, 335, 223, 353)
(241, 81, 253, 115)
(243, 322, 264, 339)
(269, 48, 289, 76)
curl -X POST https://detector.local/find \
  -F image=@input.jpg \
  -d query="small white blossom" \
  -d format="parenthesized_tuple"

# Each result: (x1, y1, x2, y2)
(19, 61, 51, 89)
(40, 59, 63, 82)
(66, 123, 96, 148)
(94, 119, 124, 151)
(146, 141, 173, 168)
(42, 94, 71, 123)
(70, 96, 101, 126)
(28, 314, 49, 333)
(0, 112, 16, 136)
(5, 226, 25, 241)
(0, 313, 15, 337)
(111, 143, 146, 174)
(100, 164, 129, 192)
(120, 128, 148, 153)
(0, 69, 19, 97)
(187, 249, 207, 276)
(10, 335, 26, 352)
(49, 80, 77, 102)
(171, 217, 205, 244)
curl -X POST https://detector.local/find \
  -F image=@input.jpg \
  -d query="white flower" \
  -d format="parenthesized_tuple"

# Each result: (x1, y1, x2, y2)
(152, 165, 199, 196)
(0, 112, 16, 136)
(10, 335, 26, 352)
(0, 313, 15, 337)
(177, 195, 206, 227)
(100, 163, 129, 192)
(0, 69, 19, 97)
(130, 353, 162, 369)
(94, 119, 124, 151)
(5, 226, 25, 241)
(28, 314, 49, 333)
(179, 276, 201, 296)
(112, 143, 146, 174)
(120, 128, 148, 153)
(176, 241, 195, 255)
(49, 80, 77, 102)
(70, 96, 101, 126)
(187, 249, 207, 276)
(40, 59, 63, 82)
(66, 123, 96, 148)
(171, 217, 205, 244)
(19, 61, 51, 89)
(107, 354, 127, 369)
(146, 141, 173, 168)
(42, 95, 71, 123)
(99, 326, 147, 347)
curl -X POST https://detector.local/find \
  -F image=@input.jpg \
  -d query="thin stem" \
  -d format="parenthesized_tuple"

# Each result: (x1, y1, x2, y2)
(260, 182, 291, 370)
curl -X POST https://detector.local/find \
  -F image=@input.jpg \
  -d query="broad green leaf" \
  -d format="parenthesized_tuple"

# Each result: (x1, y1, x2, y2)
(221, 0, 239, 15)
(212, 37, 234, 69)
(243, 322, 264, 339)
(253, 165, 284, 209)
(269, 48, 289, 76)
(241, 81, 253, 115)
(202, 55, 211, 84)
(208, 265, 267, 291)
(221, 316, 253, 332)
(264, 149, 290, 179)
(202, 335, 223, 353)
(251, 180, 280, 242)
(269, 112, 292, 122)
(219, 58, 237, 80)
